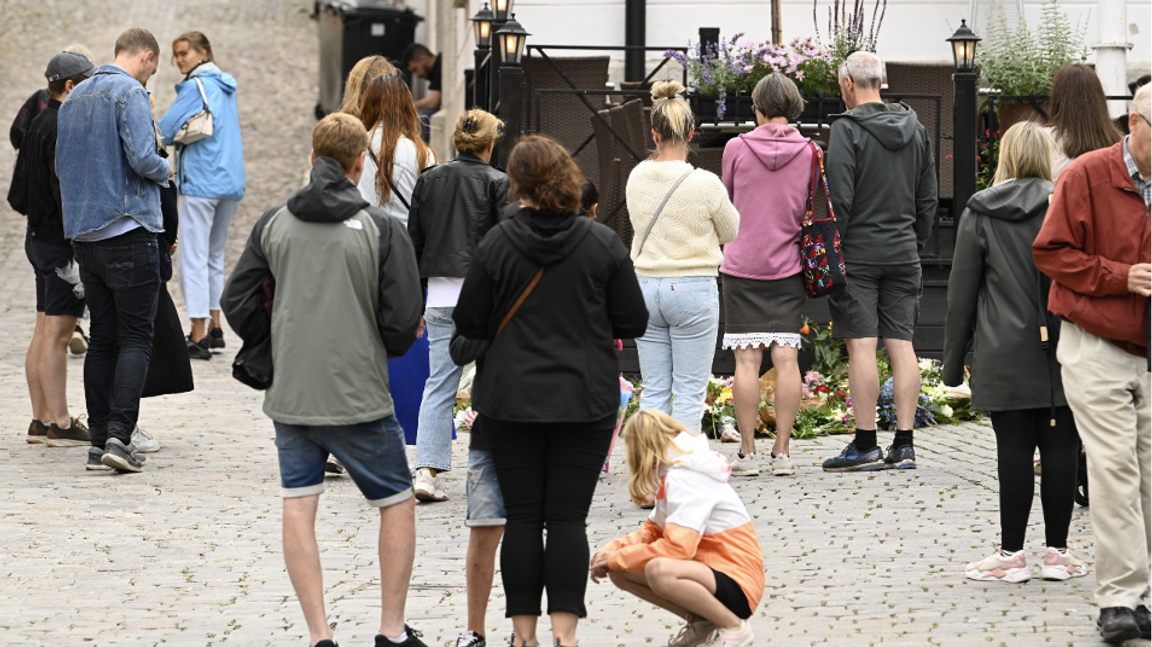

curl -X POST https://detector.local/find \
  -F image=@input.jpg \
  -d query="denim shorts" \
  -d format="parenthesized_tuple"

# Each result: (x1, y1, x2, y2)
(465, 449, 506, 527)
(273, 415, 413, 508)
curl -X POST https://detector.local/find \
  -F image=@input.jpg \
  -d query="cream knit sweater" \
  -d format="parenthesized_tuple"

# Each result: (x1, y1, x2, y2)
(626, 161, 740, 277)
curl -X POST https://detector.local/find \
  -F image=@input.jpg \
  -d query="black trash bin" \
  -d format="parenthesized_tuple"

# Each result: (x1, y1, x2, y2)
(315, 1, 423, 118)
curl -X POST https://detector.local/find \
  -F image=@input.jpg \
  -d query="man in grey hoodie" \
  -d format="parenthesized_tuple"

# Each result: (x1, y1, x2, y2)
(821, 52, 937, 472)
(222, 114, 427, 647)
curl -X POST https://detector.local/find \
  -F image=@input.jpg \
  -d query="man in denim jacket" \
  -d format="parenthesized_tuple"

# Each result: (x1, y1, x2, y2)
(57, 27, 170, 473)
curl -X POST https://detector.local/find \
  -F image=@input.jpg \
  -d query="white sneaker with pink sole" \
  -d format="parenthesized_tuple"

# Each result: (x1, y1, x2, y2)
(1038, 545, 1088, 581)
(965, 547, 1031, 583)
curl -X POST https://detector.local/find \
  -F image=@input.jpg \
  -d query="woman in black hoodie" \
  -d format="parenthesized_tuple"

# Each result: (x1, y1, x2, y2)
(943, 122, 1085, 584)
(454, 136, 648, 647)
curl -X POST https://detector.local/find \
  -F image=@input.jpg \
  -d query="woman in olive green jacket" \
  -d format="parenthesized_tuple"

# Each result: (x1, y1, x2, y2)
(942, 122, 1086, 584)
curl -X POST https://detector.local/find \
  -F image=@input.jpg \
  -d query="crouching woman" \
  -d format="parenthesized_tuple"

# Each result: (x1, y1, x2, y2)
(591, 409, 765, 647)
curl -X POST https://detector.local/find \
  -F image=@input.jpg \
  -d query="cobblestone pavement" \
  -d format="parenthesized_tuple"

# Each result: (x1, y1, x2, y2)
(0, 2, 1148, 646)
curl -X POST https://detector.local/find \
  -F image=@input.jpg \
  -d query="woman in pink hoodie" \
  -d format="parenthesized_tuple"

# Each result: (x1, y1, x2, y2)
(720, 73, 815, 479)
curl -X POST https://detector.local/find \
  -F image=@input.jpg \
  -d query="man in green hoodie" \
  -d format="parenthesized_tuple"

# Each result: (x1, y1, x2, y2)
(821, 51, 937, 472)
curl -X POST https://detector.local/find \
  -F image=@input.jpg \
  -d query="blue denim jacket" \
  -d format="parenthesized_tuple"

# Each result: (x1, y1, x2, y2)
(57, 65, 170, 239)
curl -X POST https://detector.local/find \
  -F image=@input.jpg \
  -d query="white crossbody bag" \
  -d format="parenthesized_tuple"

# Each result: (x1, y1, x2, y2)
(173, 77, 214, 145)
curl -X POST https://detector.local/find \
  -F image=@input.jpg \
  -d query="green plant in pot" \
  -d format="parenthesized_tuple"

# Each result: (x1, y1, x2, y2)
(976, 0, 1088, 128)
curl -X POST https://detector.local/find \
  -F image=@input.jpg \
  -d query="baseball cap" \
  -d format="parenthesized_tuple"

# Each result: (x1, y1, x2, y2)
(46, 51, 96, 82)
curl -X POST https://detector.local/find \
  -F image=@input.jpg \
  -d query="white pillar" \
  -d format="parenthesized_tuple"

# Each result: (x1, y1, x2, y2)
(1093, 0, 1132, 118)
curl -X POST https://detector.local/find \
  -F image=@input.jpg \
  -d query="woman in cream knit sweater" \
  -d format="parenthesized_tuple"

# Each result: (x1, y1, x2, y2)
(626, 81, 740, 433)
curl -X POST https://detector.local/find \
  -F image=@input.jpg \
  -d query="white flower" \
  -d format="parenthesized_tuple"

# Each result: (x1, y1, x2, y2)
(941, 404, 954, 418)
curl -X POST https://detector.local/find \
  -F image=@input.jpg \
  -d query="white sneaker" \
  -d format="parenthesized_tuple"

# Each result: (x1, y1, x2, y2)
(130, 425, 160, 453)
(1039, 545, 1088, 580)
(453, 630, 485, 647)
(771, 453, 796, 476)
(730, 453, 759, 477)
(965, 547, 1031, 582)
(413, 468, 448, 502)
(701, 620, 754, 647)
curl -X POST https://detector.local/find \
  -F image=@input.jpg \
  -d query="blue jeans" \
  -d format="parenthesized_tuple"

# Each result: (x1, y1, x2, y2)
(415, 307, 462, 471)
(465, 448, 506, 526)
(72, 228, 161, 447)
(635, 275, 719, 433)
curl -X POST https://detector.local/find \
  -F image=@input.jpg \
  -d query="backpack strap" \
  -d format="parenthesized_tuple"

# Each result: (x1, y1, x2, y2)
(494, 267, 544, 340)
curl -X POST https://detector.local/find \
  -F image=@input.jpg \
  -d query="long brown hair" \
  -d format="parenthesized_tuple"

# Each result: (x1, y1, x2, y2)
(340, 55, 398, 118)
(359, 75, 434, 204)
(1049, 63, 1122, 160)
(507, 135, 583, 214)
(171, 31, 214, 64)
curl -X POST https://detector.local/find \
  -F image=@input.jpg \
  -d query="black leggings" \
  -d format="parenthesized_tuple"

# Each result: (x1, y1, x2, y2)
(484, 418, 615, 618)
(990, 407, 1079, 553)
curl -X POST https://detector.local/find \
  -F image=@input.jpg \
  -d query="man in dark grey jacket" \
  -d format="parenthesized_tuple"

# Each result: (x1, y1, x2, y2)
(222, 114, 427, 647)
(822, 51, 938, 472)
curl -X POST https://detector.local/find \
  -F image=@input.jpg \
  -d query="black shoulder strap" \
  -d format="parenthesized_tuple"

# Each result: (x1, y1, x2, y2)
(368, 147, 411, 212)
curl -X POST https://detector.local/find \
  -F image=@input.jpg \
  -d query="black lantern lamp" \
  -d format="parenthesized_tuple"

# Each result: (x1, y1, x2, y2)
(495, 14, 530, 66)
(472, 3, 494, 49)
(493, 0, 514, 23)
(947, 19, 980, 73)
(494, 14, 530, 168)
(948, 19, 980, 225)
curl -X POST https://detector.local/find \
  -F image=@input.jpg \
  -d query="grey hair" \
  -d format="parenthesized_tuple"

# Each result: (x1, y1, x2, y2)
(1134, 84, 1150, 120)
(837, 51, 883, 91)
(752, 72, 805, 121)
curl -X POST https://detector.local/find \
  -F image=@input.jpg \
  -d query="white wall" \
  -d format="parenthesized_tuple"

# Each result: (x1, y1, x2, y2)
(482, 0, 1149, 71)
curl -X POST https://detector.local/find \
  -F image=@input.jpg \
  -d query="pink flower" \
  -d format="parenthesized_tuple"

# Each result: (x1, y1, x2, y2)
(743, 65, 754, 72)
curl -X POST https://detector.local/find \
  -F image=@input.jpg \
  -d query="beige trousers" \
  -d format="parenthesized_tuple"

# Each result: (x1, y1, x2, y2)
(1058, 321, 1151, 609)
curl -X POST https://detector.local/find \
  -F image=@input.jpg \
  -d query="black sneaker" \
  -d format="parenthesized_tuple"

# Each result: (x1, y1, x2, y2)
(376, 625, 427, 647)
(208, 327, 226, 350)
(325, 456, 346, 475)
(101, 438, 144, 473)
(1136, 605, 1150, 640)
(884, 444, 917, 470)
(45, 418, 92, 447)
(821, 440, 884, 472)
(86, 446, 112, 471)
(1097, 607, 1141, 644)
(187, 335, 212, 360)
(313, 640, 337, 647)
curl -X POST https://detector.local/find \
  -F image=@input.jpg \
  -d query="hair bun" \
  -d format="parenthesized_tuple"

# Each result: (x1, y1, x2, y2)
(651, 80, 685, 101)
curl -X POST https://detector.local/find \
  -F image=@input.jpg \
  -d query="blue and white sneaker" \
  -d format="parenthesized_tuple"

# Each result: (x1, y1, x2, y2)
(821, 441, 885, 472)
(884, 444, 917, 469)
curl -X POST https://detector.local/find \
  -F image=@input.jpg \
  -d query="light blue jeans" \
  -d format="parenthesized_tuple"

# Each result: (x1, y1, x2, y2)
(415, 307, 462, 472)
(177, 194, 240, 318)
(635, 275, 719, 433)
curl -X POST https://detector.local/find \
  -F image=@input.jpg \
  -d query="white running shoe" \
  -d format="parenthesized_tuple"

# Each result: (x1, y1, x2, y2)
(965, 547, 1031, 582)
(667, 620, 715, 646)
(730, 453, 759, 477)
(130, 425, 160, 453)
(700, 620, 754, 647)
(771, 453, 796, 476)
(1039, 545, 1088, 581)
(413, 468, 448, 502)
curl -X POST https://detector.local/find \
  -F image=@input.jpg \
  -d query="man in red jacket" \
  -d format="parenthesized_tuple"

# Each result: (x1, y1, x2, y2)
(1033, 84, 1150, 645)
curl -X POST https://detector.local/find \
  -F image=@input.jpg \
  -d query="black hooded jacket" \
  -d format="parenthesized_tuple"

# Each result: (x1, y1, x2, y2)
(826, 102, 938, 266)
(453, 208, 649, 424)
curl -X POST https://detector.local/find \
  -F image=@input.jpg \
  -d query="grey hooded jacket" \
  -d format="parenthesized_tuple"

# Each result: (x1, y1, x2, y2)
(941, 177, 1066, 412)
(222, 157, 422, 425)
(826, 102, 938, 266)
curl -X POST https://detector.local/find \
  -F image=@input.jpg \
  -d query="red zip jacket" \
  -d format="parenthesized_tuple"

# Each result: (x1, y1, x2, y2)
(1033, 141, 1150, 357)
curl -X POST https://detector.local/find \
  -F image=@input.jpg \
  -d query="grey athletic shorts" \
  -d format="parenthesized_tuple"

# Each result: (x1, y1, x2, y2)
(828, 263, 922, 341)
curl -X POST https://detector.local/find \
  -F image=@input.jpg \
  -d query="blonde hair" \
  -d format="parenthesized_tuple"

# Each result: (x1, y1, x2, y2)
(454, 109, 503, 155)
(340, 55, 399, 118)
(313, 113, 369, 172)
(993, 121, 1053, 186)
(622, 410, 692, 507)
(650, 80, 694, 145)
(64, 43, 95, 63)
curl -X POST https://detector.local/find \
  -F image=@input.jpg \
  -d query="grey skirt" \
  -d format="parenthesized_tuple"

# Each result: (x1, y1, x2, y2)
(721, 272, 805, 349)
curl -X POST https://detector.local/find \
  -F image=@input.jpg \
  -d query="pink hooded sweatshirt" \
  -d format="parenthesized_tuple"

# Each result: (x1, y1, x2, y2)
(719, 122, 815, 281)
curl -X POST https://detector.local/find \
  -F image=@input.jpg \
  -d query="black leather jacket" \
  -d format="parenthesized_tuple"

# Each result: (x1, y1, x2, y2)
(407, 152, 514, 279)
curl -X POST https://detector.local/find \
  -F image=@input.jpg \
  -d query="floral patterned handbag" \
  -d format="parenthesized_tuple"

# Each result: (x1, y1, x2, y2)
(799, 141, 848, 298)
